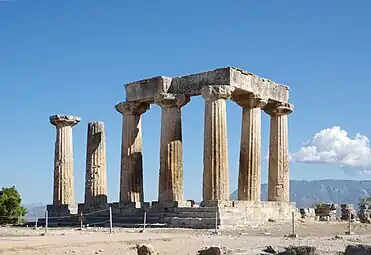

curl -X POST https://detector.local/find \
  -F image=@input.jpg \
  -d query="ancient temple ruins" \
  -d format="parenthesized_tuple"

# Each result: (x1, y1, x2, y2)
(47, 67, 296, 227)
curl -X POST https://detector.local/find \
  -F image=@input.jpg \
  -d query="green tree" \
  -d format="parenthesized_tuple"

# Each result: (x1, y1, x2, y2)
(0, 186, 27, 225)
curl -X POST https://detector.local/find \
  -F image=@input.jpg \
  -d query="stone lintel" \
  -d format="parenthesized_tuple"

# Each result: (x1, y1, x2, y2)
(264, 102, 294, 116)
(125, 76, 173, 103)
(124, 67, 289, 103)
(154, 92, 189, 108)
(50, 115, 81, 127)
(115, 101, 150, 116)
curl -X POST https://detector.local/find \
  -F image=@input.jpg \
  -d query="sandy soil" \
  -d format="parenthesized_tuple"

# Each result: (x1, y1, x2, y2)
(0, 220, 369, 254)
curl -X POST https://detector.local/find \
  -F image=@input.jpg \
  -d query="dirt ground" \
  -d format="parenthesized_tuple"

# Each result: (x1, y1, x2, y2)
(0, 219, 370, 254)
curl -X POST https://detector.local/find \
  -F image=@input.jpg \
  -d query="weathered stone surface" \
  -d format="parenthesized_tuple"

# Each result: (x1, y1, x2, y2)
(264, 103, 294, 202)
(234, 94, 267, 201)
(84, 121, 107, 206)
(115, 102, 150, 204)
(50, 115, 81, 206)
(345, 244, 371, 255)
(201, 85, 234, 201)
(277, 246, 316, 255)
(125, 67, 289, 103)
(154, 93, 189, 202)
(136, 244, 156, 255)
(358, 202, 371, 223)
(198, 246, 229, 255)
(340, 204, 356, 221)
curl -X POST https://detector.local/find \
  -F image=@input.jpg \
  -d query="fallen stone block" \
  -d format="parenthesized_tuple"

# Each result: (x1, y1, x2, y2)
(198, 246, 229, 255)
(345, 244, 371, 255)
(136, 244, 156, 255)
(277, 246, 316, 255)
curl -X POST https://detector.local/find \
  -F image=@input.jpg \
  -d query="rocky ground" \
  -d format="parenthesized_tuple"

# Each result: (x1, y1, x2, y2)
(0, 219, 370, 254)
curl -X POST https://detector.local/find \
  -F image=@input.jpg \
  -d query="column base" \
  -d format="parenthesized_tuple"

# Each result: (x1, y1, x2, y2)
(119, 202, 150, 209)
(47, 204, 77, 217)
(151, 200, 192, 208)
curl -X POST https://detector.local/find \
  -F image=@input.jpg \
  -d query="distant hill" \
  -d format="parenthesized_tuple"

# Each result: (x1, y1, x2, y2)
(23, 203, 46, 221)
(230, 179, 371, 208)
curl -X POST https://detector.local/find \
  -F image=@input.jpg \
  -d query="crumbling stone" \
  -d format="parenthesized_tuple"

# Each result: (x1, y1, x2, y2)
(358, 203, 371, 223)
(344, 244, 371, 255)
(278, 246, 316, 255)
(198, 246, 229, 255)
(315, 203, 337, 221)
(340, 204, 356, 221)
(300, 208, 316, 219)
(136, 244, 156, 255)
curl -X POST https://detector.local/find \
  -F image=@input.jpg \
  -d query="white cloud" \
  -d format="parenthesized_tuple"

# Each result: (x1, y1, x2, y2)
(291, 126, 371, 174)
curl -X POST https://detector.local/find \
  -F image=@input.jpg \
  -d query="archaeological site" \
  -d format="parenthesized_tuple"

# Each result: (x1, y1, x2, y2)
(47, 67, 296, 228)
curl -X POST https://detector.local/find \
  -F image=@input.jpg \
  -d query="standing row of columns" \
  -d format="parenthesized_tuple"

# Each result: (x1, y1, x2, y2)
(115, 85, 293, 205)
(50, 115, 108, 209)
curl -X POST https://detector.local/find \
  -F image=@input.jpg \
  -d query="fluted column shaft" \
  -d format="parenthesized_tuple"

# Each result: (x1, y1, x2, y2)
(85, 121, 107, 206)
(201, 85, 234, 201)
(116, 102, 149, 204)
(265, 103, 294, 202)
(50, 115, 81, 206)
(155, 93, 189, 202)
(235, 96, 267, 201)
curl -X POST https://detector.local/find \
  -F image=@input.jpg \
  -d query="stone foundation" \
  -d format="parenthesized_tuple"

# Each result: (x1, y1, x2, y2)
(46, 200, 297, 229)
(47, 204, 78, 217)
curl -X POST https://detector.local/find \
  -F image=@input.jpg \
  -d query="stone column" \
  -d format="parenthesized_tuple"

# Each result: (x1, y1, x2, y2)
(201, 85, 235, 201)
(154, 93, 189, 202)
(84, 121, 107, 207)
(115, 102, 150, 204)
(50, 115, 81, 206)
(234, 95, 267, 201)
(264, 102, 294, 202)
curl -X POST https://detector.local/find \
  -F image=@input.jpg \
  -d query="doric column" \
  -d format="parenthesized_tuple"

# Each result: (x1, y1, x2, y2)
(234, 95, 267, 201)
(115, 101, 150, 204)
(201, 85, 235, 201)
(84, 121, 107, 206)
(264, 102, 294, 202)
(154, 93, 189, 202)
(50, 115, 81, 205)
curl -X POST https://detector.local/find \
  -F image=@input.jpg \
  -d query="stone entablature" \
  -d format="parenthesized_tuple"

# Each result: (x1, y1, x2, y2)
(118, 67, 294, 206)
(125, 67, 289, 103)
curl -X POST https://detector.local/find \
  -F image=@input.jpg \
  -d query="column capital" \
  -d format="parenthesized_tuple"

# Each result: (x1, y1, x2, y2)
(50, 115, 81, 127)
(264, 102, 294, 116)
(115, 101, 150, 116)
(201, 85, 235, 101)
(234, 94, 267, 109)
(154, 92, 189, 108)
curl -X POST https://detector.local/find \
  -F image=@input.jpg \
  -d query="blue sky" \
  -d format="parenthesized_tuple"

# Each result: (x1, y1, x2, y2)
(1, 1, 371, 204)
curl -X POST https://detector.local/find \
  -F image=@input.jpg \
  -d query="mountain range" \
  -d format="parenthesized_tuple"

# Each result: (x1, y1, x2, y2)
(230, 179, 371, 208)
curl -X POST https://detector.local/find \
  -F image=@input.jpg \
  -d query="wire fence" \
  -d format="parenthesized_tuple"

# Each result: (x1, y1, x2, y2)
(0, 207, 115, 234)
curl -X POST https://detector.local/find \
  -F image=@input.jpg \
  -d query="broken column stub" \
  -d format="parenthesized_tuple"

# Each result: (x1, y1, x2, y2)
(201, 85, 235, 201)
(154, 92, 189, 203)
(234, 94, 267, 201)
(115, 101, 150, 207)
(264, 102, 294, 202)
(84, 121, 108, 207)
(50, 115, 81, 207)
